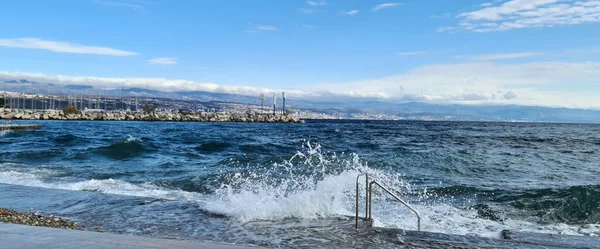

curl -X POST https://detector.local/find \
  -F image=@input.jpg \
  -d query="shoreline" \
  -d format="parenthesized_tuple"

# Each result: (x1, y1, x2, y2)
(0, 208, 82, 230)
(0, 223, 262, 249)
(0, 108, 303, 123)
(0, 207, 262, 249)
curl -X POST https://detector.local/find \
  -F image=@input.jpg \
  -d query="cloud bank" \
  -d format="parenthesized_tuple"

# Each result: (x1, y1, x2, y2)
(1, 61, 599, 109)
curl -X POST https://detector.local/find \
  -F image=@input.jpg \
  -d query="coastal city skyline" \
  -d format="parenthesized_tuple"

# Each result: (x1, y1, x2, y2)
(1, 0, 599, 109)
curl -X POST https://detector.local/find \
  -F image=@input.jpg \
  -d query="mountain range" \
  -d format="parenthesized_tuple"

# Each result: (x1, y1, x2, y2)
(1, 79, 600, 123)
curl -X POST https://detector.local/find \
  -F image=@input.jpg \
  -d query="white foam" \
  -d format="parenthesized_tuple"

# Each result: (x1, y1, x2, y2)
(125, 135, 142, 143)
(204, 141, 410, 223)
(202, 140, 600, 237)
(0, 130, 12, 137)
(204, 170, 359, 222)
(0, 170, 202, 201)
(0, 140, 597, 238)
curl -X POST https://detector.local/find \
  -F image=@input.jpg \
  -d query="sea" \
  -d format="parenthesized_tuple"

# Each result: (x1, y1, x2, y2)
(0, 120, 599, 248)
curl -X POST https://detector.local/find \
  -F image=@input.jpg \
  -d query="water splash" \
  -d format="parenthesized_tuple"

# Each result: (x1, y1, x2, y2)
(203, 140, 411, 223)
(202, 140, 600, 237)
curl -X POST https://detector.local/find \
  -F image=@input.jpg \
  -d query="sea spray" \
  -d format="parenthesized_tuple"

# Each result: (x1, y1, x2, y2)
(202, 140, 600, 237)
(1, 119, 599, 243)
(203, 140, 413, 222)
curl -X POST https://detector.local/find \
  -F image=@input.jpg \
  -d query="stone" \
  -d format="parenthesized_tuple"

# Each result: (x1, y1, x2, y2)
(0, 110, 301, 123)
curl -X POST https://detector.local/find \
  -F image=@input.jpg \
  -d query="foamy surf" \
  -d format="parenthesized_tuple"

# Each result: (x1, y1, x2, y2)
(204, 170, 359, 222)
(125, 135, 142, 143)
(0, 137, 598, 241)
(0, 169, 203, 202)
(201, 140, 600, 238)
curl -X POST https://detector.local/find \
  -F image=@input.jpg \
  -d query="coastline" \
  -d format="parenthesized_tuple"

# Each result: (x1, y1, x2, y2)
(0, 108, 303, 123)
(0, 223, 263, 249)
(0, 208, 81, 230)
(0, 207, 263, 249)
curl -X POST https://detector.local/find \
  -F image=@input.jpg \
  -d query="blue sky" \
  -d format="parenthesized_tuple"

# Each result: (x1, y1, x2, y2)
(0, 0, 600, 108)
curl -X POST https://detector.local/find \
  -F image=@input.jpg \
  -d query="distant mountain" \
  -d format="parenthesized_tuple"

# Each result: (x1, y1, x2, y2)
(4, 79, 37, 84)
(64, 85, 94, 90)
(1, 78, 600, 123)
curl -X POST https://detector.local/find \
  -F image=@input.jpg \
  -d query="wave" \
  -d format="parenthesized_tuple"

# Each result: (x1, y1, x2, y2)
(195, 141, 232, 153)
(492, 185, 600, 224)
(0, 130, 13, 137)
(52, 134, 81, 145)
(125, 135, 142, 143)
(0, 139, 598, 238)
(203, 140, 413, 222)
(10, 149, 67, 162)
(0, 169, 202, 201)
(95, 136, 149, 160)
(202, 141, 599, 237)
(3, 163, 594, 238)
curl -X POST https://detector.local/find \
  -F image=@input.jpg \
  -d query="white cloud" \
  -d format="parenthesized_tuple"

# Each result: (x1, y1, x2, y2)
(96, 1, 143, 10)
(467, 52, 541, 61)
(565, 47, 600, 53)
(306, 1, 327, 6)
(444, 0, 600, 32)
(2, 61, 600, 108)
(246, 24, 278, 33)
(311, 61, 600, 108)
(301, 24, 316, 29)
(343, 10, 360, 15)
(372, 3, 403, 11)
(480, 2, 493, 7)
(299, 8, 317, 14)
(147, 57, 178, 65)
(0, 71, 310, 99)
(398, 51, 427, 56)
(0, 38, 138, 56)
(431, 13, 452, 18)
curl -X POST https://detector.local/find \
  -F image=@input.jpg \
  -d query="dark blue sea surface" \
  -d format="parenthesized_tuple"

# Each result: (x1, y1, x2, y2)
(0, 120, 599, 248)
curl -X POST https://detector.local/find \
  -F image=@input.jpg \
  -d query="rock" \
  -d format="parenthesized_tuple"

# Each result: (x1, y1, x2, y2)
(4, 113, 16, 119)
(0, 110, 302, 123)
(0, 208, 83, 230)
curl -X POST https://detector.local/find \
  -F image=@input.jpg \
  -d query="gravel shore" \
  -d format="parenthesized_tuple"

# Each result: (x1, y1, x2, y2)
(0, 208, 82, 230)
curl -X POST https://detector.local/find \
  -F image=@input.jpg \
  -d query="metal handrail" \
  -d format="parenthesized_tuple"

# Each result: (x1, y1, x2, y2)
(368, 181, 421, 231)
(355, 173, 369, 229)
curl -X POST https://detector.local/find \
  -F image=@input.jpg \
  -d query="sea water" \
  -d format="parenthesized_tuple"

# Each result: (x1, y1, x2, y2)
(0, 120, 598, 248)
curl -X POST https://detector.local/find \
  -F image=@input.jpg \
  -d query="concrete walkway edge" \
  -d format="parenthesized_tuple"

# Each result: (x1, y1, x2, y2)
(0, 223, 264, 249)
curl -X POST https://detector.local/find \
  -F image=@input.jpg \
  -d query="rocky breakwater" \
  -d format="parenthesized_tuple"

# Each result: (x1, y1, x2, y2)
(0, 108, 304, 123)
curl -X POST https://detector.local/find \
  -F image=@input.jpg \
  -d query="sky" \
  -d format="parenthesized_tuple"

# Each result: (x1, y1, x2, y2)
(0, 0, 600, 108)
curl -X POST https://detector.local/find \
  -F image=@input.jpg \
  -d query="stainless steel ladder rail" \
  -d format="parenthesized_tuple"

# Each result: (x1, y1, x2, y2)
(369, 180, 421, 231)
(355, 173, 422, 231)
(355, 173, 369, 229)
